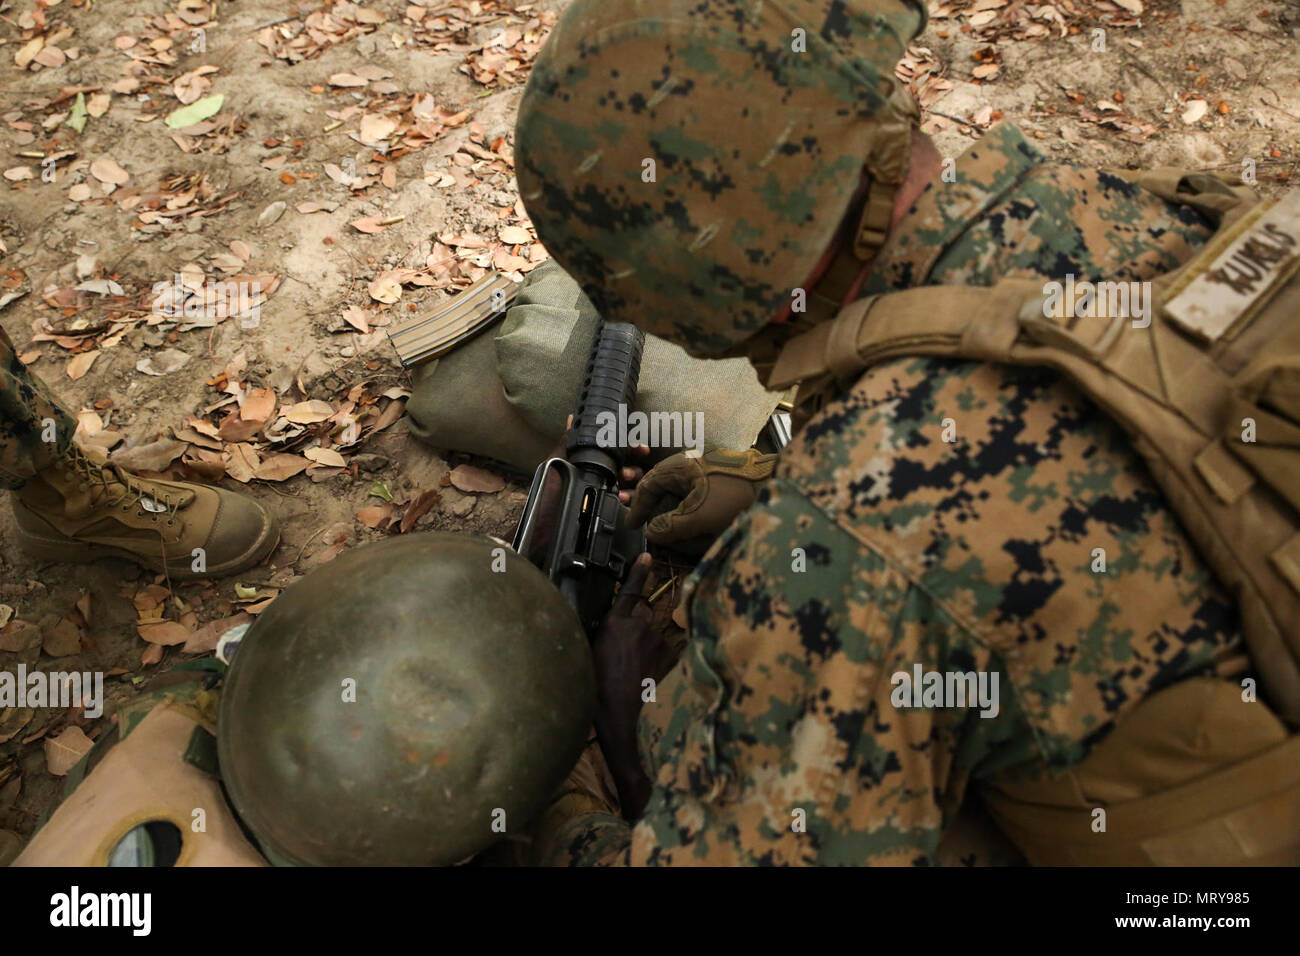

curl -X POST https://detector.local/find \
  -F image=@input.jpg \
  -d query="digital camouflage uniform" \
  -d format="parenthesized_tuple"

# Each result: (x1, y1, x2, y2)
(0, 321, 75, 489)
(546, 123, 1244, 865)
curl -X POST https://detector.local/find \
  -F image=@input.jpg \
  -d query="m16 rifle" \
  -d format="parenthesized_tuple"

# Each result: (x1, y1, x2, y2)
(386, 270, 649, 633)
(512, 320, 648, 635)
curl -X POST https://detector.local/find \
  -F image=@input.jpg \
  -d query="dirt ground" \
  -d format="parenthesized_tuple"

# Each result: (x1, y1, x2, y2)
(0, 0, 1296, 858)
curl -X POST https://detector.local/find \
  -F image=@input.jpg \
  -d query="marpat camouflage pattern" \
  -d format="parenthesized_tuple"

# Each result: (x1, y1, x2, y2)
(0, 322, 76, 490)
(545, 121, 1247, 865)
(515, 0, 927, 357)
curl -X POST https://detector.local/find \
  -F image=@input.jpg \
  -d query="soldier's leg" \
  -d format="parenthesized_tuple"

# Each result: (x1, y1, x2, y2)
(0, 323, 76, 488)
(1, 322, 279, 578)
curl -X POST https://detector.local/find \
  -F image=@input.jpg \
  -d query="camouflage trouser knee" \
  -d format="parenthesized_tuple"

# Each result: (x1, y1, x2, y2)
(0, 322, 75, 490)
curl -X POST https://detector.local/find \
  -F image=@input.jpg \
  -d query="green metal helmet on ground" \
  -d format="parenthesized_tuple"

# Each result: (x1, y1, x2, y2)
(514, 0, 927, 358)
(217, 532, 594, 866)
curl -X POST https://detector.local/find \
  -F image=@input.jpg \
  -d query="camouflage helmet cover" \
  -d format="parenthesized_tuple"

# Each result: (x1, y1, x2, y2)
(217, 533, 594, 866)
(515, 0, 927, 357)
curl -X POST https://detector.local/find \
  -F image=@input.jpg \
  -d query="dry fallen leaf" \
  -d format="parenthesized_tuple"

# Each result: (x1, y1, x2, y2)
(76, 279, 125, 296)
(110, 437, 188, 473)
(285, 400, 334, 424)
(0, 620, 41, 653)
(0, 707, 33, 745)
(225, 443, 260, 483)
(132, 584, 170, 613)
(368, 271, 404, 304)
(329, 72, 369, 87)
(75, 410, 103, 442)
(370, 399, 406, 434)
(305, 447, 347, 468)
(76, 593, 93, 628)
(241, 387, 276, 422)
(400, 489, 441, 532)
(173, 69, 209, 104)
(338, 306, 370, 334)
(254, 453, 310, 481)
(182, 612, 252, 655)
(359, 113, 399, 146)
(449, 464, 506, 494)
(137, 620, 192, 646)
(14, 38, 45, 70)
(219, 411, 264, 443)
(89, 157, 129, 185)
(43, 617, 82, 657)
(34, 46, 67, 69)
(258, 200, 287, 226)
(1181, 99, 1209, 125)
(66, 350, 99, 380)
(349, 216, 387, 234)
(45, 727, 94, 777)
(499, 225, 531, 245)
(177, 0, 211, 26)
(355, 503, 395, 529)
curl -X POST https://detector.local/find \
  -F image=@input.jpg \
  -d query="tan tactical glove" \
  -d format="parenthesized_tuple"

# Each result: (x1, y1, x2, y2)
(627, 448, 777, 553)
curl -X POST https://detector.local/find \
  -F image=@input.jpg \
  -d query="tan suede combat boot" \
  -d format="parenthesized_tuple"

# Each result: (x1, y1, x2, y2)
(11, 444, 278, 579)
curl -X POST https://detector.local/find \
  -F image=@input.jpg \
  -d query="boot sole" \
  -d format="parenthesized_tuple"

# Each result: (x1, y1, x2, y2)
(12, 501, 280, 580)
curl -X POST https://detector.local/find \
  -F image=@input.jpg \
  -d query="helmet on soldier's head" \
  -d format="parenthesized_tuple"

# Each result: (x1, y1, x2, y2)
(217, 533, 594, 866)
(515, 0, 927, 358)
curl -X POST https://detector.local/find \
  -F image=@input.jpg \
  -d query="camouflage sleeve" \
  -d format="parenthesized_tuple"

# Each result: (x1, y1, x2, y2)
(545, 812, 633, 866)
(0, 321, 75, 489)
(552, 479, 1038, 866)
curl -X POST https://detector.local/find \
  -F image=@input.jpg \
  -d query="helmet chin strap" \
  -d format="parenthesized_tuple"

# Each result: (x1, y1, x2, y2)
(749, 91, 918, 349)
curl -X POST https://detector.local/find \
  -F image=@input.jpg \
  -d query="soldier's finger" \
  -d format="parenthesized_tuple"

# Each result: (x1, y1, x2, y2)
(644, 478, 711, 541)
(647, 507, 700, 544)
(612, 553, 653, 617)
(626, 464, 694, 527)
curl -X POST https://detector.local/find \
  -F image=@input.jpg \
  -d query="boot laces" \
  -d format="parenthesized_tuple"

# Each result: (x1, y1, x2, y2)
(66, 446, 183, 519)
